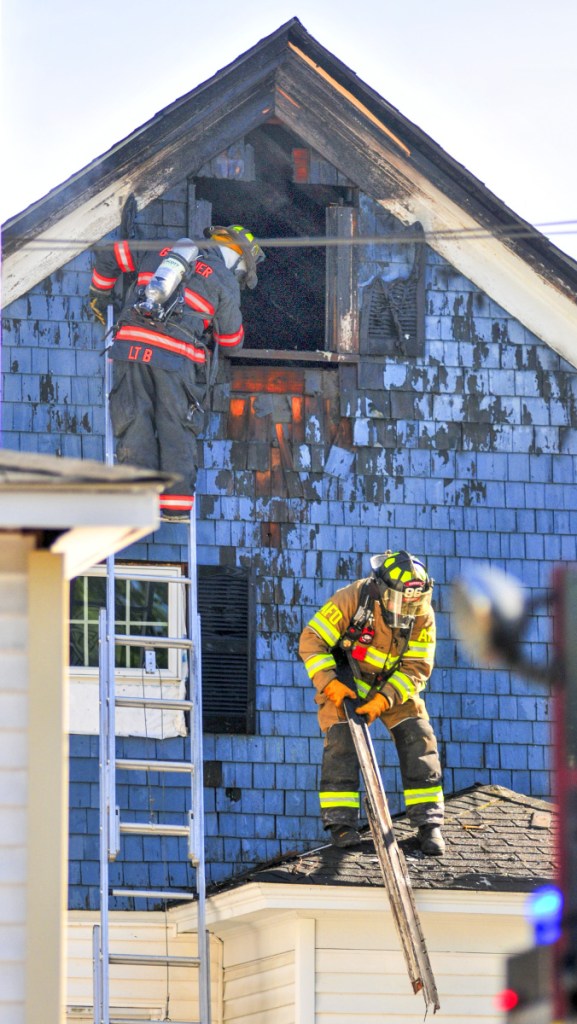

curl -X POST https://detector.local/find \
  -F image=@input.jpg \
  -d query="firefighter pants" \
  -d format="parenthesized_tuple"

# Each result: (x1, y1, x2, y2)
(109, 360, 205, 496)
(317, 693, 444, 830)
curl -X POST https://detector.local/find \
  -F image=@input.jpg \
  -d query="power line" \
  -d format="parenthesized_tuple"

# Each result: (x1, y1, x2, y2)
(8, 220, 577, 253)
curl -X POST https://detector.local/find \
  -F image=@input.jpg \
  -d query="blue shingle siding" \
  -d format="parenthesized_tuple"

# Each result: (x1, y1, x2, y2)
(4, 187, 574, 908)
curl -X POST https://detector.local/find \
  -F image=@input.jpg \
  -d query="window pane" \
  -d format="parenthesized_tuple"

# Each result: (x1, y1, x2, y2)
(70, 574, 170, 671)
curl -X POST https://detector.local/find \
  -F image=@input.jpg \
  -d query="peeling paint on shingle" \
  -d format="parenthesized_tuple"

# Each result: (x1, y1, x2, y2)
(296, 445, 311, 470)
(305, 416, 321, 443)
(352, 419, 370, 446)
(39, 373, 56, 403)
(325, 445, 355, 478)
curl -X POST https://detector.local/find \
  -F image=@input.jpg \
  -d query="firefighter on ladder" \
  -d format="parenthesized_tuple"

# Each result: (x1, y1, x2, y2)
(299, 550, 445, 855)
(88, 224, 265, 519)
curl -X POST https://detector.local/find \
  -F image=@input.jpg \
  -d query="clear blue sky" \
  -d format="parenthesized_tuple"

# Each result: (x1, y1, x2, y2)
(3, 0, 577, 259)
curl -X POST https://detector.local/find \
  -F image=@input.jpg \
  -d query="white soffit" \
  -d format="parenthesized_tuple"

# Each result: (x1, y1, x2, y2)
(0, 489, 160, 578)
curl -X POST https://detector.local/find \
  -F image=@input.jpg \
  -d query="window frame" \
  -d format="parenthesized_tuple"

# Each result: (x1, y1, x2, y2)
(68, 562, 256, 737)
(69, 562, 186, 686)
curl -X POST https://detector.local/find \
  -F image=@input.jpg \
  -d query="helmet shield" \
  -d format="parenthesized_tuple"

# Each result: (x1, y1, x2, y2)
(371, 550, 433, 628)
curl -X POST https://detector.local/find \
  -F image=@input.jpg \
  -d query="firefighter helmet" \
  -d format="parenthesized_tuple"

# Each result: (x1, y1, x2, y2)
(370, 550, 433, 628)
(204, 224, 265, 289)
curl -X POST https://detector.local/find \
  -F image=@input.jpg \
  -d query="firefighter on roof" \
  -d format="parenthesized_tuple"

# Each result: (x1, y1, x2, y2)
(299, 549, 445, 855)
(89, 224, 265, 518)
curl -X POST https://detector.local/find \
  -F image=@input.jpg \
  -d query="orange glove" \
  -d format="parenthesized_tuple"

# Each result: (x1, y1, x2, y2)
(356, 692, 390, 725)
(324, 679, 357, 708)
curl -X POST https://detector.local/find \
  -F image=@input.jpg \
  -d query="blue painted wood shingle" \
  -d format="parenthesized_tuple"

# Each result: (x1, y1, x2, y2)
(3, 182, 575, 910)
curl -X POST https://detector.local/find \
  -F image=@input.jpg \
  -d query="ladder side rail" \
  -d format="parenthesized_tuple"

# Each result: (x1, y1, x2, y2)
(104, 305, 119, 862)
(104, 311, 114, 466)
(95, 311, 114, 1024)
(345, 704, 424, 993)
(92, 924, 102, 1024)
(188, 511, 211, 1024)
(187, 512, 202, 863)
(343, 699, 440, 1013)
(194, 611, 210, 1024)
(98, 610, 111, 1024)
(364, 783, 440, 1007)
(106, 561, 119, 859)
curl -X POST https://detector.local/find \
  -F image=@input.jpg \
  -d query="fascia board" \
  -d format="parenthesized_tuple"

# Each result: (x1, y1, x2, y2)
(170, 881, 527, 935)
(384, 187, 577, 370)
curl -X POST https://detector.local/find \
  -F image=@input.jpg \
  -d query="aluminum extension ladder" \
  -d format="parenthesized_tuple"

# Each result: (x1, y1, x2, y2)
(343, 697, 441, 1015)
(93, 309, 211, 1024)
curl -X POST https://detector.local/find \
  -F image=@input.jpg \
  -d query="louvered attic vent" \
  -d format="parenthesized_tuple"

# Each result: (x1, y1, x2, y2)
(197, 565, 255, 734)
(359, 224, 425, 357)
(360, 274, 424, 357)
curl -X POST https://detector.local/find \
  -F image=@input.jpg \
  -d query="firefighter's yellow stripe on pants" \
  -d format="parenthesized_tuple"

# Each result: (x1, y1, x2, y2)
(319, 791, 360, 809)
(404, 786, 444, 806)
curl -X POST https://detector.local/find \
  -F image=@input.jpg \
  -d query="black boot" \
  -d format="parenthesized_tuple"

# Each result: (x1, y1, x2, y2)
(330, 824, 361, 848)
(418, 825, 445, 856)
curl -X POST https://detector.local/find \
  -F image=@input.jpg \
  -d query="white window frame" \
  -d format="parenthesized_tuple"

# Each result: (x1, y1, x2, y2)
(68, 563, 188, 738)
(69, 563, 185, 684)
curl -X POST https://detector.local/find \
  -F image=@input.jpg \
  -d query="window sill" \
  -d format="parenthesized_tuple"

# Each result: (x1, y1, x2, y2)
(68, 675, 186, 738)
(228, 348, 358, 365)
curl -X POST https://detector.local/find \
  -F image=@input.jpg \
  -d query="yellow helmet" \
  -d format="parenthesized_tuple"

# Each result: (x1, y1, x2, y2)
(205, 224, 265, 289)
(370, 550, 433, 628)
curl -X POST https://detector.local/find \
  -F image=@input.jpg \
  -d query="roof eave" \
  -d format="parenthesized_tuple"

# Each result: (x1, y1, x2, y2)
(170, 880, 529, 935)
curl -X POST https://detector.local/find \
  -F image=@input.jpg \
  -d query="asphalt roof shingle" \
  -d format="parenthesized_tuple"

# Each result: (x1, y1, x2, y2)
(218, 784, 555, 895)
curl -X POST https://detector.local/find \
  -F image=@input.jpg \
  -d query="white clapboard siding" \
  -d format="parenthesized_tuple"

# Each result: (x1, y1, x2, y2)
(224, 951, 294, 1022)
(0, 537, 34, 1024)
(314, 908, 527, 1022)
(67, 913, 223, 1023)
(206, 896, 529, 1024)
(221, 911, 298, 966)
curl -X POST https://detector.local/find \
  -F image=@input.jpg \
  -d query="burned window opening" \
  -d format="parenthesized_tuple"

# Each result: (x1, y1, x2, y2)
(193, 123, 355, 352)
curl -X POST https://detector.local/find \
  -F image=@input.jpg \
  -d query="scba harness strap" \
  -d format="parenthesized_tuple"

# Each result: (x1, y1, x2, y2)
(340, 578, 378, 651)
(335, 578, 411, 698)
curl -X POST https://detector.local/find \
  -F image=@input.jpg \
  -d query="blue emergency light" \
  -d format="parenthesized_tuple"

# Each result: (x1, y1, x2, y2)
(525, 885, 563, 946)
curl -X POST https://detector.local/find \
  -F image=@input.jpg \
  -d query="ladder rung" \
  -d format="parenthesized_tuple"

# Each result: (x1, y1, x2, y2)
(119, 822, 191, 838)
(114, 634, 193, 650)
(111, 571, 193, 585)
(112, 888, 196, 900)
(115, 696, 193, 711)
(109, 953, 200, 967)
(116, 758, 194, 773)
(110, 1019, 200, 1024)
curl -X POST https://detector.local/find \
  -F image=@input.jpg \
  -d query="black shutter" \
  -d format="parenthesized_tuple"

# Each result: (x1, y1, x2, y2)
(197, 566, 255, 734)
